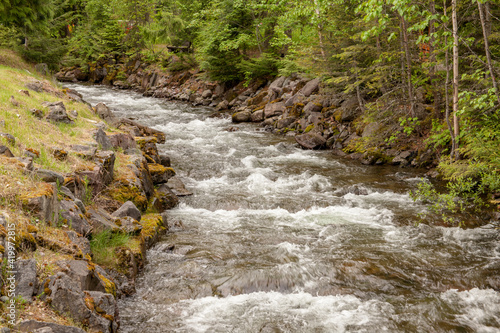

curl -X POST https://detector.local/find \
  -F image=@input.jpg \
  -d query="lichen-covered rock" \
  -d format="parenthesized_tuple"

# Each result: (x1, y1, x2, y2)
(118, 118, 165, 144)
(362, 122, 383, 138)
(14, 157, 33, 171)
(94, 102, 115, 123)
(112, 201, 141, 222)
(52, 148, 68, 161)
(295, 132, 327, 150)
(70, 145, 97, 160)
(251, 110, 265, 122)
(42, 101, 74, 124)
(65, 231, 91, 257)
(300, 78, 320, 97)
(151, 185, 179, 212)
(0, 133, 15, 145)
(59, 199, 92, 235)
(148, 164, 175, 184)
(140, 213, 168, 252)
(94, 150, 115, 185)
(21, 183, 59, 225)
(115, 216, 142, 234)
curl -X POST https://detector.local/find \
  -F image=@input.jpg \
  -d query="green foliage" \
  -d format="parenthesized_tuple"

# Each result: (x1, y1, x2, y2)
(17, 35, 68, 70)
(410, 177, 488, 227)
(90, 229, 130, 266)
(0, 25, 19, 49)
(237, 53, 281, 83)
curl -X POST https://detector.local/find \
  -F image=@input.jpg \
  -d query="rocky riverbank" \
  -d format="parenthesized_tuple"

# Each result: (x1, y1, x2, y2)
(0, 54, 191, 332)
(56, 57, 438, 173)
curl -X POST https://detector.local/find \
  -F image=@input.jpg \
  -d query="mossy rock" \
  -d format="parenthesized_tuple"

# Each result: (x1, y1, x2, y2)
(108, 185, 148, 212)
(140, 213, 167, 253)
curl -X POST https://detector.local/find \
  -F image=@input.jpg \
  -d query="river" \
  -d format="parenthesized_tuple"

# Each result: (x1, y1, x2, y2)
(69, 84, 500, 333)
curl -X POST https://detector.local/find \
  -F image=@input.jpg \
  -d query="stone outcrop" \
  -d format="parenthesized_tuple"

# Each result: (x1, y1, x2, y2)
(42, 101, 74, 124)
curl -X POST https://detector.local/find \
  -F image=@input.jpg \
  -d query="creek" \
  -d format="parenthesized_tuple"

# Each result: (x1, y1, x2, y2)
(69, 84, 500, 333)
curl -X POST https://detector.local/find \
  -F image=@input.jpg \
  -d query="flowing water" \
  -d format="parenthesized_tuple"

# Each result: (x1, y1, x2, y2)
(70, 84, 500, 333)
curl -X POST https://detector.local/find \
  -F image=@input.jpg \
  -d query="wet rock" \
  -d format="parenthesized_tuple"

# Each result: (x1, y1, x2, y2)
(152, 185, 179, 212)
(70, 144, 97, 160)
(112, 201, 141, 222)
(34, 169, 65, 184)
(392, 151, 413, 166)
(42, 101, 74, 124)
(19, 320, 86, 333)
(232, 110, 251, 123)
(87, 208, 121, 233)
(159, 154, 171, 167)
(136, 136, 160, 164)
(166, 176, 193, 196)
(300, 78, 320, 97)
(0, 145, 14, 157)
(65, 231, 91, 257)
(275, 117, 296, 130)
(15, 259, 37, 303)
(216, 100, 229, 111)
(295, 132, 326, 149)
(108, 133, 136, 151)
(264, 102, 285, 119)
(94, 128, 112, 151)
(59, 199, 92, 235)
(115, 216, 142, 234)
(94, 103, 115, 123)
(118, 118, 166, 143)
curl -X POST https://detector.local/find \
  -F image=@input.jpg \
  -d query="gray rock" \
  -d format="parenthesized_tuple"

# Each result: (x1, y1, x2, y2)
(0, 327, 10, 333)
(275, 117, 296, 129)
(166, 177, 193, 196)
(232, 110, 251, 123)
(340, 97, 362, 122)
(33, 328, 53, 333)
(216, 100, 229, 111)
(42, 101, 74, 124)
(87, 208, 120, 233)
(65, 231, 91, 257)
(34, 169, 65, 184)
(25, 81, 43, 93)
(54, 260, 116, 294)
(94, 128, 112, 151)
(94, 102, 115, 122)
(284, 94, 304, 107)
(59, 186, 75, 200)
(0, 145, 14, 157)
(19, 320, 86, 333)
(202, 89, 213, 99)
(264, 102, 285, 119)
(295, 132, 327, 149)
(300, 78, 320, 97)
(115, 216, 142, 234)
(108, 133, 136, 151)
(24, 149, 38, 159)
(59, 199, 92, 235)
(70, 110, 78, 118)
(70, 144, 97, 160)
(251, 110, 265, 122)
(303, 102, 322, 115)
(15, 259, 37, 303)
(112, 201, 141, 222)
(0, 296, 9, 303)
(21, 183, 59, 225)
(93, 150, 115, 185)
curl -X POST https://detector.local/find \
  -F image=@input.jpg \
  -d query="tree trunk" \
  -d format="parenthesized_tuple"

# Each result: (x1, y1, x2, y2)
(452, 0, 460, 160)
(429, 0, 440, 117)
(477, 1, 500, 104)
(401, 16, 415, 117)
(313, 0, 326, 60)
(444, 0, 456, 158)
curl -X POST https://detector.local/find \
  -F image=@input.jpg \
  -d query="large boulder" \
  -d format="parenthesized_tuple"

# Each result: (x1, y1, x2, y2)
(148, 164, 175, 184)
(108, 133, 136, 151)
(117, 118, 166, 144)
(232, 110, 251, 123)
(295, 132, 327, 149)
(42, 102, 74, 124)
(151, 185, 179, 212)
(86, 208, 121, 233)
(166, 177, 192, 196)
(264, 102, 285, 119)
(251, 110, 265, 122)
(299, 78, 320, 97)
(340, 96, 362, 122)
(94, 129, 112, 151)
(20, 183, 59, 225)
(34, 169, 65, 184)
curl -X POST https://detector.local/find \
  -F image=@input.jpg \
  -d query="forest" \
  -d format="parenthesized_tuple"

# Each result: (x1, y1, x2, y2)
(1, 0, 500, 214)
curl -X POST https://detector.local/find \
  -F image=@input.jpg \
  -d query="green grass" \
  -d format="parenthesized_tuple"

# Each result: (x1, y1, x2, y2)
(90, 230, 130, 267)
